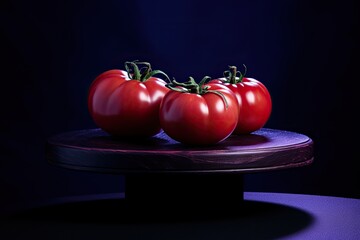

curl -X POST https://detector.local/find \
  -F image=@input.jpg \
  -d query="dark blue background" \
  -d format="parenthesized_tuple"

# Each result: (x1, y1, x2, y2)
(1, 0, 359, 208)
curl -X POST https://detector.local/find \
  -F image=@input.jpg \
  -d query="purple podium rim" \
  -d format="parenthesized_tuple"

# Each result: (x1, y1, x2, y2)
(46, 128, 314, 174)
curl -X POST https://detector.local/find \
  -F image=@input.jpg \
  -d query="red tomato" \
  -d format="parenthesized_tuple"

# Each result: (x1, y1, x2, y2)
(211, 65, 272, 134)
(159, 77, 239, 145)
(88, 61, 170, 138)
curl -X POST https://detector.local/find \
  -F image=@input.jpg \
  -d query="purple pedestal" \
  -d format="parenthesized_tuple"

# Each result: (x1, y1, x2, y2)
(46, 128, 313, 209)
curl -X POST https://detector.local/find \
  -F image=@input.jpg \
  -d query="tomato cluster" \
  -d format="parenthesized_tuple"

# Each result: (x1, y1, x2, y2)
(87, 61, 272, 145)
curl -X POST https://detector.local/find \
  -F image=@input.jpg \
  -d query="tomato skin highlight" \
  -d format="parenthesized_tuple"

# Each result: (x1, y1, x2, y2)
(211, 77, 272, 134)
(159, 83, 239, 145)
(88, 69, 169, 138)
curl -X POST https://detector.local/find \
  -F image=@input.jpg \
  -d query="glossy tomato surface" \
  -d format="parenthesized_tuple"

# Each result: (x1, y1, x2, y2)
(159, 83, 239, 145)
(212, 77, 272, 134)
(88, 69, 169, 138)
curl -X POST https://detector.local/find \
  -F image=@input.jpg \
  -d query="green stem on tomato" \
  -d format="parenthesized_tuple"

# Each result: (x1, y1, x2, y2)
(223, 64, 247, 84)
(228, 66, 238, 83)
(165, 76, 229, 109)
(142, 69, 171, 83)
(124, 60, 171, 83)
(198, 76, 211, 91)
(125, 61, 141, 80)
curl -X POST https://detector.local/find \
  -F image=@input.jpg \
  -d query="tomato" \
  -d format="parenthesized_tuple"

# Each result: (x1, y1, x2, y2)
(88, 61, 170, 138)
(159, 76, 239, 145)
(211, 65, 272, 134)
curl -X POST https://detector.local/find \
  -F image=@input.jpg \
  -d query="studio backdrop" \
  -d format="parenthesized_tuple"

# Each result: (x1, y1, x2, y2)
(1, 0, 359, 209)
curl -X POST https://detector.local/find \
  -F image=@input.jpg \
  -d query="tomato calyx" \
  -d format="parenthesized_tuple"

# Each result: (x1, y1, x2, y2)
(166, 76, 229, 108)
(223, 64, 247, 84)
(124, 60, 170, 82)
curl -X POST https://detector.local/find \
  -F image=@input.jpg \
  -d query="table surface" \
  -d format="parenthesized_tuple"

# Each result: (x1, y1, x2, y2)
(1, 192, 359, 240)
(46, 128, 314, 174)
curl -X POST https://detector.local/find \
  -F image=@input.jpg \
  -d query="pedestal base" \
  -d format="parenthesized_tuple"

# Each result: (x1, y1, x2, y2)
(124, 174, 244, 212)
